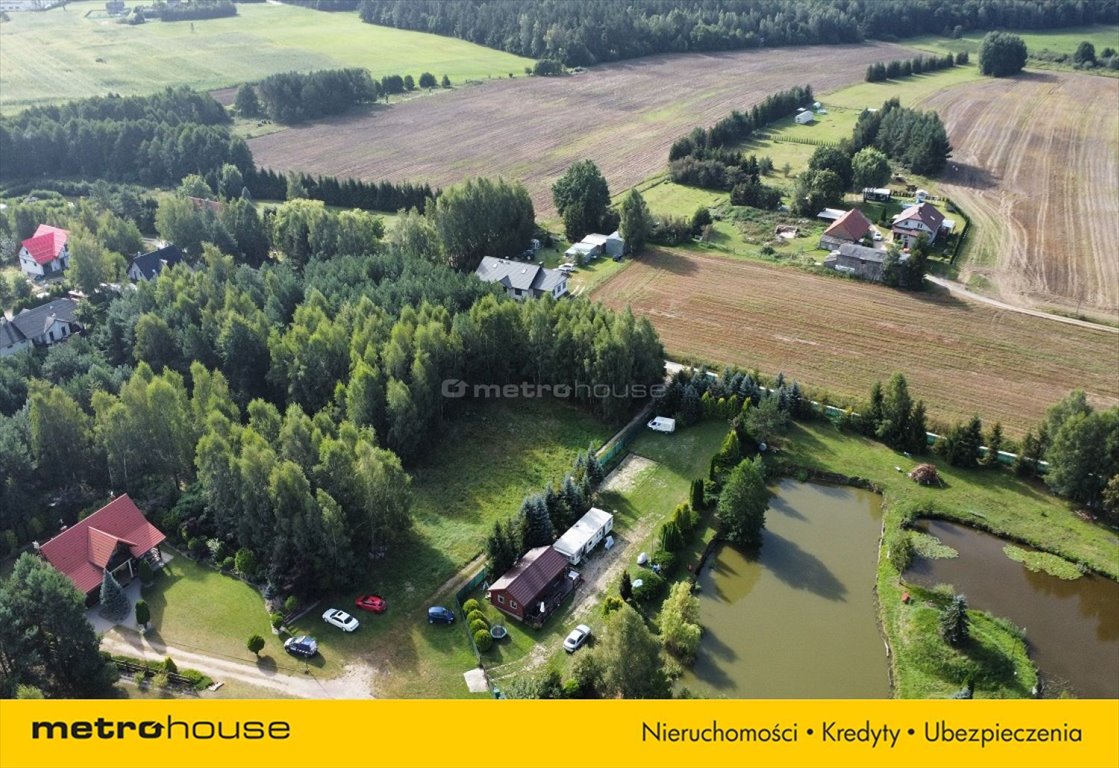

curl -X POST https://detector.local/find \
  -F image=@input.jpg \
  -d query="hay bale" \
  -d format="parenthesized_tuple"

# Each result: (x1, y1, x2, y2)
(908, 463, 942, 486)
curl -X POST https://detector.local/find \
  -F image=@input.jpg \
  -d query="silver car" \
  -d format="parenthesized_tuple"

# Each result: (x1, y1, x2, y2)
(563, 624, 591, 652)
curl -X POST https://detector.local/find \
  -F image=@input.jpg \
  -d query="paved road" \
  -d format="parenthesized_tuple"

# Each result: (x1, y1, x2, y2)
(925, 275, 1117, 334)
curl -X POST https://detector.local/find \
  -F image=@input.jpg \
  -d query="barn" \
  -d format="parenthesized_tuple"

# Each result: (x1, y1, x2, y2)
(795, 110, 815, 125)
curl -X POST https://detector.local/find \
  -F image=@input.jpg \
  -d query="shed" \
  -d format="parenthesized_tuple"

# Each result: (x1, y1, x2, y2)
(819, 208, 873, 250)
(795, 110, 815, 125)
(862, 187, 892, 203)
(553, 507, 614, 565)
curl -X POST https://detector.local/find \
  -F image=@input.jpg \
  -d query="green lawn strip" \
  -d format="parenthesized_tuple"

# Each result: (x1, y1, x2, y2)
(1002, 546, 1084, 581)
(289, 398, 611, 698)
(902, 26, 1119, 63)
(0, 1, 531, 113)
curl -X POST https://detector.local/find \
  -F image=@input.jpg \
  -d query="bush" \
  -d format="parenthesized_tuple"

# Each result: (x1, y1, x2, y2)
(234, 547, 257, 577)
(270, 612, 284, 631)
(137, 558, 154, 585)
(152, 671, 171, 690)
(651, 549, 677, 576)
(473, 629, 494, 652)
(632, 571, 666, 604)
(283, 595, 300, 614)
(187, 537, 208, 560)
(220, 556, 235, 571)
(469, 619, 489, 636)
(602, 596, 623, 615)
(462, 598, 481, 614)
(161, 656, 177, 674)
(247, 634, 265, 656)
(466, 609, 488, 626)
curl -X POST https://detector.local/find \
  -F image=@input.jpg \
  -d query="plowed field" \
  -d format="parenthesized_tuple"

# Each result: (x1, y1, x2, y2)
(248, 42, 917, 216)
(593, 249, 1119, 434)
(921, 71, 1119, 318)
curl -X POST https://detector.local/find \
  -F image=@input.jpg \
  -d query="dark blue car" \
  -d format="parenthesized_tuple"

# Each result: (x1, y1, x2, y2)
(427, 606, 456, 625)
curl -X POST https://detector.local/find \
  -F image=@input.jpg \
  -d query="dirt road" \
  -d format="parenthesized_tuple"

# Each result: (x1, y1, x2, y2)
(102, 630, 374, 699)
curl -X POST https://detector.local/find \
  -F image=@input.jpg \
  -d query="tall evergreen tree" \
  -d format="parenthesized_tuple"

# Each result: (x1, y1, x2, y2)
(99, 570, 130, 621)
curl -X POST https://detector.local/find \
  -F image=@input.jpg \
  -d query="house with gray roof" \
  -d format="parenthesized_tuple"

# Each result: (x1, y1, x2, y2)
(0, 298, 80, 356)
(474, 256, 568, 301)
(823, 243, 908, 283)
(128, 244, 186, 282)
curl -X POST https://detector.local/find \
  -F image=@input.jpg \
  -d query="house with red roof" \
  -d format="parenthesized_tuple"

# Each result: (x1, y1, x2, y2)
(487, 546, 576, 626)
(818, 208, 873, 250)
(18, 224, 70, 278)
(38, 494, 165, 604)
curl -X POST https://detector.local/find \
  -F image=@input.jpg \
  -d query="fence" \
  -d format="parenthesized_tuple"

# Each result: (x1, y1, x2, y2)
(596, 403, 654, 472)
(944, 196, 972, 265)
(772, 136, 840, 148)
(455, 568, 488, 607)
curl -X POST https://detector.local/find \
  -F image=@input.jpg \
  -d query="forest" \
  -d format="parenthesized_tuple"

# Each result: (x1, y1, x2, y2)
(0, 182, 665, 596)
(356, 0, 1118, 66)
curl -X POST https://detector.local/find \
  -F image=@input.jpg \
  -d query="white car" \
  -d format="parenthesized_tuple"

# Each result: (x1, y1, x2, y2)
(872, 230, 884, 241)
(322, 608, 359, 632)
(563, 624, 592, 653)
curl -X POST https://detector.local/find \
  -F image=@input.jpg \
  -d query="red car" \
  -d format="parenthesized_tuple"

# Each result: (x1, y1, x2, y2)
(354, 594, 387, 613)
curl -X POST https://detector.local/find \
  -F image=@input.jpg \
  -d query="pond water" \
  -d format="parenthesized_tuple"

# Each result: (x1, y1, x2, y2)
(906, 520, 1119, 699)
(680, 480, 890, 698)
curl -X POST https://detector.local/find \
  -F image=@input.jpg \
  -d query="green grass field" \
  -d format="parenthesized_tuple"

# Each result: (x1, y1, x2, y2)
(0, 1, 532, 113)
(905, 25, 1119, 61)
(285, 398, 612, 698)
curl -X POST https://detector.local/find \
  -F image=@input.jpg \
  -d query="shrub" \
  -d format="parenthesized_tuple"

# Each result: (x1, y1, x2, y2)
(561, 678, 582, 698)
(469, 619, 489, 636)
(651, 549, 677, 576)
(473, 629, 494, 652)
(134, 600, 150, 627)
(466, 610, 487, 626)
(234, 548, 257, 577)
(247, 634, 265, 656)
(283, 595, 300, 615)
(137, 558, 154, 585)
(270, 612, 284, 631)
(632, 571, 666, 604)
(152, 671, 171, 690)
(161, 656, 177, 674)
(602, 596, 623, 615)
(462, 599, 481, 614)
(187, 537, 208, 560)
(220, 556, 235, 572)
(0, 529, 16, 558)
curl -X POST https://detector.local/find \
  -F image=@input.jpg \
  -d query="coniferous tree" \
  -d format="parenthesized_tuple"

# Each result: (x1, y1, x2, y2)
(99, 570, 130, 621)
(939, 594, 970, 646)
(984, 422, 1004, 467)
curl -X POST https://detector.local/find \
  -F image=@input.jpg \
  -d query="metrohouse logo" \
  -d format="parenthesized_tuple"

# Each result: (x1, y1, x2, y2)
(31, 717, 291, 741)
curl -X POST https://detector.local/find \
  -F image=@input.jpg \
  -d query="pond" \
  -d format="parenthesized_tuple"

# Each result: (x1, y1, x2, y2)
(906, 520, 1119, 699)
(680, 480, 890, 698)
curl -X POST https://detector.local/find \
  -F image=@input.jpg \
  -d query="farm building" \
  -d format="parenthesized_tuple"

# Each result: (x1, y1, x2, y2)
(863, 188, 892, 203)
(795, 110, 815, 125)
(18, 224, 70, 278)
(553, 507, 613, 565)
(892, 202, 947, 247)
(565, 231, 624, 262)
(0, 298, 80, 357)
(824, 243, 907, 283)
(38, 494, 166, 605)
(816, 208, 846, 222)
(128, 244, 186, 282)
(474, 256, 567, 301)
(487, 546, 575, 625)
(818, 208, 873, 250)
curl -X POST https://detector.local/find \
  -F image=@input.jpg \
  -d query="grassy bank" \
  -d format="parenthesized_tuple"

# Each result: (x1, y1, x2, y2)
(781, 419, 1116, 697)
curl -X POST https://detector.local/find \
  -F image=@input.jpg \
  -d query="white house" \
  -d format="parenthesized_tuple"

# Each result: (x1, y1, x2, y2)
(553, 507, 614, 565)
(0, 298, 80, 356)
(474, 256, 567, 301)
(891, 202, 946, 247)
(564, 231, 625, 262)
(795, 110, 815, 125)
(18, 224, 70, 278)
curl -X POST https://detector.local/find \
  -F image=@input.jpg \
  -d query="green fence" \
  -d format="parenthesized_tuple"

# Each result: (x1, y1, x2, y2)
(596, 404, 653, 472)
(455, 568, 488, 607)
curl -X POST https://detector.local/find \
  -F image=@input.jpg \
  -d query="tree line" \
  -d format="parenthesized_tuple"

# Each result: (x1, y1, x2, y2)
(245, 167, 435, 212)
(851, 98, 952, 176)
(866, 52, 961, 82)
(355, 0, 1116, 67)
(156, 0, 237, 22)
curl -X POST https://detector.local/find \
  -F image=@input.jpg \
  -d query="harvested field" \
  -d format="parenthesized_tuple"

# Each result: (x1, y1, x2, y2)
(920, 71, 1119, 319)
(593, 249, 1119, 435)
(248, 42, 918, 216)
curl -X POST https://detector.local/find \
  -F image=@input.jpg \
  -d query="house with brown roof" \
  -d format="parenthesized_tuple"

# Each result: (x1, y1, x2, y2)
(38, 494, 166, 604)
(18, 224, 70, 278)
(486, 546, 575, 626)
(891, 202, 947, 247)
(818, 208, 873, 250)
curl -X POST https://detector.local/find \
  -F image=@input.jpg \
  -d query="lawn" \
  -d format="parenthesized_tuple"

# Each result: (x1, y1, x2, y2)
(904, 25, 1119, 65)
(286, 398, 613, 698)
(780, 418, 1115, 699)
(0, 1, 532, 113)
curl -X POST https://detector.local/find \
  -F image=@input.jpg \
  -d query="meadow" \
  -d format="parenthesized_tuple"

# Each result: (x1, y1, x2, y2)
(0, 1, 531, 113)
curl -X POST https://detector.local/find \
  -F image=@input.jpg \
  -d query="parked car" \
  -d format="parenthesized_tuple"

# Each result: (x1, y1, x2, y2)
(427, 606, 456, 625)
(354, 594, 387, 613)
(563, 624, 592, 652)
(283, 635, 318, 658)
(321, 608, 359, 632)
(872, 230, 884, 241)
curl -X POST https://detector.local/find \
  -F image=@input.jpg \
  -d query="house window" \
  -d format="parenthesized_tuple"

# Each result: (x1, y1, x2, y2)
(61, 325, 69, 337)
(497, 595, 505, 604)
(48, 330, 55, 342)
(510, 601, 518, 610)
